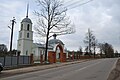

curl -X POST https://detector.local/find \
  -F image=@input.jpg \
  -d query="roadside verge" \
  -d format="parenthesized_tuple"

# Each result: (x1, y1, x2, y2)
(107, 58, 120, 80)
(0, 59, 90, 79)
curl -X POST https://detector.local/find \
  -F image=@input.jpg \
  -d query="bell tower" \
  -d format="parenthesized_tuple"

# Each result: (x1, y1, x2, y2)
(17, 4, 33, 55)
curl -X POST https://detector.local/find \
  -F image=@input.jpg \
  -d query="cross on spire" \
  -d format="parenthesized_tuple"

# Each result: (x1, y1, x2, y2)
(26, 3, 29, 18)
(53, 34, 57, 39)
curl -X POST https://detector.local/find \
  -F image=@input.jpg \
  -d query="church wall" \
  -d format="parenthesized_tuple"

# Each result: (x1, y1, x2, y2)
(21, 22, 32, 31)
(32, 47, 39, 61)
(32, 47, 46, 61)
(20, 40, 33, 55)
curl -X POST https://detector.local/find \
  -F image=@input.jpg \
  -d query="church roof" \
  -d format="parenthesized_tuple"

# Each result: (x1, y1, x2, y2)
(21, 4, 32, 23)
(22, 17, 32, 23)
(48, 34, 64, 46)
(48, 39, 64, 45)
(33, 43, 53, 49)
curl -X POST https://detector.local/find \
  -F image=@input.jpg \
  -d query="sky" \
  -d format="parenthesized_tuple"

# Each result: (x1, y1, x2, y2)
(0, 0, 120, 52)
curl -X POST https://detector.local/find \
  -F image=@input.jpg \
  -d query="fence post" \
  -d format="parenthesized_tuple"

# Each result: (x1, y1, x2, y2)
(17, 52, 20, 65)
(3, 56, 5, 67)
(11, 56, 12, 66)
(30, 54, 34, 64)
(23, 56, 24, 64)
(28, 56, 29, 64)
(72, 51, 74, 61)
(40, 54, 43, 64)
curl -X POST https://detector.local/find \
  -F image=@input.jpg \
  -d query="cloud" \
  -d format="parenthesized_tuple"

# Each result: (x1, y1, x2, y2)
(59, 0, 120, 52)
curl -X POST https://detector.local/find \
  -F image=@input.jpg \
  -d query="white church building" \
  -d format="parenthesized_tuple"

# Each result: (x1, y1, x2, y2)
(17, 6, 67, 61)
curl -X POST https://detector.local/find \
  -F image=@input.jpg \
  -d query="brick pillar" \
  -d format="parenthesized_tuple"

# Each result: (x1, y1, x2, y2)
(77, 54, 79, 60)
(60, 52, 63, 62)
(79, 54, 80, 59)
(68, 54, 70, 60)
(53, 52, 56, 63)
(48, 51, 56, 64)
(63, 53, 66, 62)
(72, 51, 74, 61)
(30, 54, 34, 64)
(40, 54, 43, 64)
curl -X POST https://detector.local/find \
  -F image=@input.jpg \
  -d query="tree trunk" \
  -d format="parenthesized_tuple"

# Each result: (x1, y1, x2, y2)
(94, 46, 95, 58)
(44, 23, 50, 62)
(45, 34, 49, 62)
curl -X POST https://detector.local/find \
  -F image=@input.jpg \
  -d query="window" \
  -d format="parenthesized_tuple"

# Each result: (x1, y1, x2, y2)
(19, 44, 21, 46)
(20, 32, 22, 38)
(34, 51, 35, 54)
(27, 33, 29, 38)
(40, 50, 42, 54)
(26, 50, 28, 55)
(21, 24, 23, 30)
(27, 24, 29, 30)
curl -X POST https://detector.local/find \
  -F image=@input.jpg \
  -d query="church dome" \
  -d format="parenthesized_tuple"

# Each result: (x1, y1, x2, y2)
(22, 17, 32, 23)
(48, 39, 64, 45)
(48, 34, 64, 46)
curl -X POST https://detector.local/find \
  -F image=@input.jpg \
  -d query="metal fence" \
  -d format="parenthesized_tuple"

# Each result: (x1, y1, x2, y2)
(0, 56, 30, 67)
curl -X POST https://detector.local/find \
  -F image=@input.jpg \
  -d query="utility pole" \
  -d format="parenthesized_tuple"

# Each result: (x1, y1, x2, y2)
(9, 17, 16, 53)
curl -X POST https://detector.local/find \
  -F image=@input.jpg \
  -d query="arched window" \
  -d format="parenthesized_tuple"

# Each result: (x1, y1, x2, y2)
(27, 33, 29, 38)
(21, 24, 23, 30)
(27, 24, 29, 31)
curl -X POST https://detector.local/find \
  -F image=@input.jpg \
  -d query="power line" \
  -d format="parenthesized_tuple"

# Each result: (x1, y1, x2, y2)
(64, 0, 94, 10)
(69, 0, 93, 10)
(64, 0, 86, 8)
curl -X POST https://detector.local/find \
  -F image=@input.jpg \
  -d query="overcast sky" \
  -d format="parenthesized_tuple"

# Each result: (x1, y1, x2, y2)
(0, 0, 120, 52)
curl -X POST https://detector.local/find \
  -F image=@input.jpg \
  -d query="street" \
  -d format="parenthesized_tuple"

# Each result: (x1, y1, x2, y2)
(1, 58, 117, 80)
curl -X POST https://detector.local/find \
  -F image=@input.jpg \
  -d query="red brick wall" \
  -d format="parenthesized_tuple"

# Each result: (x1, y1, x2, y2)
(48, 51, 56, 63)
(62, 53, 66, 62)
(30, 54, 34, 64)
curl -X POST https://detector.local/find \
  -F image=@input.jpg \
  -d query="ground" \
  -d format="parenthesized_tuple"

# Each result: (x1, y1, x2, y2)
(107, 58, 120, 80)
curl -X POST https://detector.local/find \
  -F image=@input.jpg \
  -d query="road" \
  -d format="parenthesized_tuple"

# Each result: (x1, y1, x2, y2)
(1, 58, 117, 80)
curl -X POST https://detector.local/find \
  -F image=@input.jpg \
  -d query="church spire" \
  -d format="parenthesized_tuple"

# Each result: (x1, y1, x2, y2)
(26, 3, 29, 18)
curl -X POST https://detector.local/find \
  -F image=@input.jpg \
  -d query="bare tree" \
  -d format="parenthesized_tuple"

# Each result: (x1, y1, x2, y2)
(98, 43, 104, 58)
(79, 46, 83, 55)
(0, 44, 8, 57)
(91, 36, 97, 58)
(84, 28, 95, 56)
(77, 46, 82, 58)
(84, 46, 88, 55)
(103, 43, 114, 58)
(114, 50, 119, 57)
(98, 43, 114, 58)
(34, 0, 75, 62)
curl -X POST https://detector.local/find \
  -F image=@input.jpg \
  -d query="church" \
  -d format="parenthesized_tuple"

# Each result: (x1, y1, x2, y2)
(17, 5, 67, 63)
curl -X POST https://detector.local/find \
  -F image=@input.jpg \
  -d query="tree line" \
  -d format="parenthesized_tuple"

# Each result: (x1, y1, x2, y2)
(83, 28, 119, 58)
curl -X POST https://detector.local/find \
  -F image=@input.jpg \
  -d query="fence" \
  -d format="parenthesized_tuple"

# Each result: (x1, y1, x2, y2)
(0, 56, 30, 67)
